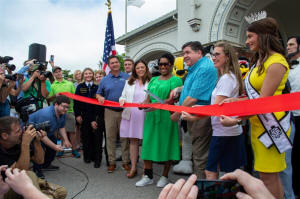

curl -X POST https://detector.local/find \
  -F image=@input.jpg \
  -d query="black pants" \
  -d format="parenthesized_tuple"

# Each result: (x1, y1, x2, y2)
(292, 116, 300, 195)
(33, 135, 57, 170)
(81, 118, 103, 163)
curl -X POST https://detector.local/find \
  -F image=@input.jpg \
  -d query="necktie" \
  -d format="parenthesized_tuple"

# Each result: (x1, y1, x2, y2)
(87, 84, 92, 98)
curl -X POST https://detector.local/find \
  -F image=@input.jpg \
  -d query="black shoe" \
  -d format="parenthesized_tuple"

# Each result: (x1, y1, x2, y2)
(94, 162, 100, 168)
(34, 169, 45, 179)
(42, 164, 60, 171)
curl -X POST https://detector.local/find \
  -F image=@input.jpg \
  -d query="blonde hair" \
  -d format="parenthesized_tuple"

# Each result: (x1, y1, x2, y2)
(214, 42, 244, 95)
(73, 70, 82, 81)
(82, 68, 95, 82)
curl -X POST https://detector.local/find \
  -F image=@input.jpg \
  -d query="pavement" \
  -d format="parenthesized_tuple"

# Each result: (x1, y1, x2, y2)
(43, 149, 190, 199)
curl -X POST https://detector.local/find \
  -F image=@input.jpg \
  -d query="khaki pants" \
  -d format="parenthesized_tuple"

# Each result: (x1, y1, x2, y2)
(105, 108, 129, 165)
(4, 171, 67, 199)
(188, 117, 212, 179)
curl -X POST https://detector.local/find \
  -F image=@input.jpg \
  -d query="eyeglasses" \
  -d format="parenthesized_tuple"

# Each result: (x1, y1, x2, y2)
(158, 62, 170, 66)
(60, 105, 69, 109)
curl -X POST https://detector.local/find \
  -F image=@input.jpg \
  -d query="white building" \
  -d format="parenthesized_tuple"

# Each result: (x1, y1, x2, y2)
(116, 0, 299, 63)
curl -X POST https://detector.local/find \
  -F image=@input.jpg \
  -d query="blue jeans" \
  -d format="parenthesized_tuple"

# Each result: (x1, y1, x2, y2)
(0, 99, 10, 117)
(279, 120, 295, 199)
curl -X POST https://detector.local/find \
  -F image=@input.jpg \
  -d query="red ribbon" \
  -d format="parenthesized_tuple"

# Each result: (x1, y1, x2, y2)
(61, 92, 300, 116)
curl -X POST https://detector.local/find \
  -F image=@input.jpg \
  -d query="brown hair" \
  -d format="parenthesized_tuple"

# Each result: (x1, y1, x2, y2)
(95, 69, 106, 77)
(124, 58, 134, 65)
(128, 60, 152, 85)
(0, 116, 19, 138)
(214, 42, 244, 95)
(247, 17, 286, 75)
(81, 68, 95, 82)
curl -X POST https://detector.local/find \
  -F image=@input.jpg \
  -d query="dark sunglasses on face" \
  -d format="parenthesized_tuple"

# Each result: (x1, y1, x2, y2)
(158, 62, 170, 66)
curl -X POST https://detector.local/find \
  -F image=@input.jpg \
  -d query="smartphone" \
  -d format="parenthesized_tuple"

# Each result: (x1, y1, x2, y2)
(50, 55, 54, 62)
(195, 179, 243, 199)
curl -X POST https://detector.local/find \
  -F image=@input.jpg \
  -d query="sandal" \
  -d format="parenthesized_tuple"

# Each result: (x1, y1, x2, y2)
(126, 169, 137, 178)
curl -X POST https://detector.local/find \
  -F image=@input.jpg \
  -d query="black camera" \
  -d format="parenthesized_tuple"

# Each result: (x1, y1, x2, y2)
(40, 71, 52, 78)
(28, 121, 50, 132)
(4, 74, 17, 81)
(0, 56, 16, 71)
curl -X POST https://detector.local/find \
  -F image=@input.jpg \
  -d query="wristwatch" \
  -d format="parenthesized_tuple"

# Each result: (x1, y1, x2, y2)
(237, 119, 242, 125)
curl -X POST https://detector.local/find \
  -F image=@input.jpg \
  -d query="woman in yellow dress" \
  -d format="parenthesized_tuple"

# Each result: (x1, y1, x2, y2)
(220, 17, 290, 199)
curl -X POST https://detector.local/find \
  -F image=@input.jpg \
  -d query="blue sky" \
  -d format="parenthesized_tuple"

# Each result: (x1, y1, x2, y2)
(0, 0, 176, 72)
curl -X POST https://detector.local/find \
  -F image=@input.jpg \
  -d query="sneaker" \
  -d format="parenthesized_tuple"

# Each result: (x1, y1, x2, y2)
(135, 175, 154, 187)
(34, 169, 45, 179)
(56, 151, 64, 157)
(107, 164, 116, 173)
(42, 164, 60, 171)
(156, 176, 169, 188)
(72, 150, 81, 158)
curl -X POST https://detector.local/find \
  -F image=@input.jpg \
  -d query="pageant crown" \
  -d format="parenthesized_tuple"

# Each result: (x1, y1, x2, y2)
(244, 11, 267, 24)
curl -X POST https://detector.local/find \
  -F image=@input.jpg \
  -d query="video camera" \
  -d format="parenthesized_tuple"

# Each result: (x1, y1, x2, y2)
(0, 56, 16, 71)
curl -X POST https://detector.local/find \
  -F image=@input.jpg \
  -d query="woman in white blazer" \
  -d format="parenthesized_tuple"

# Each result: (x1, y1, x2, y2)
(119, 60, 152, 178)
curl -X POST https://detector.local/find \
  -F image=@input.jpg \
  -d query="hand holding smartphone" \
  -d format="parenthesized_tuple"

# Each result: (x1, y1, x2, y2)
(50, 55, 54, 62)
(195, 179, 243, 199)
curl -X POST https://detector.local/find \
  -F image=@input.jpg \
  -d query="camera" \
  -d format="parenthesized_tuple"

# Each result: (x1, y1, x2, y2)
(4, 74, 17, 81)
(0, 56, 16, 71)
(40, 71, 52, 78)
(28, 121, 50, 132)
(31, 61, 52, 79)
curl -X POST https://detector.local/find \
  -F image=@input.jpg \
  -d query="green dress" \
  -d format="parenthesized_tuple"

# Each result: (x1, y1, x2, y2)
(141, 76, 183, 162)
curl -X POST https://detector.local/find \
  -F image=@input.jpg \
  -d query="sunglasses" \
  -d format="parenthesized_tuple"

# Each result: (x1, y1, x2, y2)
(158, 62, 170, 66)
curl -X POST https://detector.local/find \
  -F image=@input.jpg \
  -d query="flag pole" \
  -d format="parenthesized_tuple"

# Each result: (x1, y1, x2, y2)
(125, 0, 128, 33)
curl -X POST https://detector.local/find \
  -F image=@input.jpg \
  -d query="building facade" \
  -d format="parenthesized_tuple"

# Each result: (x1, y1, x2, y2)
(116, 0, 299, 63)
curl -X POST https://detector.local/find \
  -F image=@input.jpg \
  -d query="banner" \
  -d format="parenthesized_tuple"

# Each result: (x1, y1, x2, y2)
(61, 92, 300, 117)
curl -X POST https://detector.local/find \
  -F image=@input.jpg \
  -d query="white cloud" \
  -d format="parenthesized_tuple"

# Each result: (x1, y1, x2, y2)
(0, 0, 176, 72)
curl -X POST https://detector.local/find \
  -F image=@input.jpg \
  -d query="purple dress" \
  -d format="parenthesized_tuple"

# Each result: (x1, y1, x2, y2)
(120, 81, 146, 139)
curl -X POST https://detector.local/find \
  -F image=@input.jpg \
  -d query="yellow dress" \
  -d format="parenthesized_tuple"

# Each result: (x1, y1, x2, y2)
(248, 53, 290, 172)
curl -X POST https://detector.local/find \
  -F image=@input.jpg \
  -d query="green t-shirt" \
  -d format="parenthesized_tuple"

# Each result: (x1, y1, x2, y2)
(23, 78, 51, 107)
(49, 79, 75, 113)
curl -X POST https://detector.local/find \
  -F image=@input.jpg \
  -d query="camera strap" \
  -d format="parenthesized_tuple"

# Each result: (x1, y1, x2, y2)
(31, 80, 44, 109)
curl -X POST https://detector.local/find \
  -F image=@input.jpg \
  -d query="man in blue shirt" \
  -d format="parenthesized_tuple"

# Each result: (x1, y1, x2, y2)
(170, 41, 217, 179)
(29, 95, 72, 178)
(96, 55, 130, 173)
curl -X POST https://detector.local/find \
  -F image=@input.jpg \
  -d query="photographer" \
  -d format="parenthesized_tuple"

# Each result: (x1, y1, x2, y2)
(29, 95, 72, 179)
(22, 63, 51, 109)
(0, 116, 67, 199)
(0, 116, 44, 170)
(0, 67, 24, 117)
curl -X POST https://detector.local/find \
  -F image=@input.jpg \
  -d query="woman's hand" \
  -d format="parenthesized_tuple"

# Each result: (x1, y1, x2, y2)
(119, 99, 126, 106)
(219, 115, 238, 127)
(91, 121, 98, 130)
(218, 97, 239, 105)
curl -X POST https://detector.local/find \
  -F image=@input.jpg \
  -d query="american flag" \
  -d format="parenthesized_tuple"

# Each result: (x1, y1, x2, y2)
(102, 11, 116, 74)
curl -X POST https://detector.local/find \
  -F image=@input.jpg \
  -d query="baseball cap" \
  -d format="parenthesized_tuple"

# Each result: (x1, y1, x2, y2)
(52, 66, 62, 73)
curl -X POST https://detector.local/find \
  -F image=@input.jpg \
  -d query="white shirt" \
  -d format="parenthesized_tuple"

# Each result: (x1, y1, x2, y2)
(288, 57, 300, 116)
(211, 73, 242, 136)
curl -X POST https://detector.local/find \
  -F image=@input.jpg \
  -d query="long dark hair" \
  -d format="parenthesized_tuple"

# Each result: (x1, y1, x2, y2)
(247, 17, 286, 75)
(128, 60, 152, 85)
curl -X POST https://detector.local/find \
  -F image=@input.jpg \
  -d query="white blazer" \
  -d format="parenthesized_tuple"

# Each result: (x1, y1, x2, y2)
(119, 80, 149, 120)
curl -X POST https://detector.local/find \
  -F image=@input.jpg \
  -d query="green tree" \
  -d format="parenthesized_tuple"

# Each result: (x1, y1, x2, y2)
(62, 69, 73, 81)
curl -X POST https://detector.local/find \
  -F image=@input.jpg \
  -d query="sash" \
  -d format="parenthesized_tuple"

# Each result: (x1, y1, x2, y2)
(245, 67, 292, 153)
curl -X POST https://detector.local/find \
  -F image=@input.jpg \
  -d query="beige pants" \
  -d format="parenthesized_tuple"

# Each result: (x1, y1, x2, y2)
(4, 171, 67, 199)
(105, 108, 129, 165)
(188, 117, 212, 179)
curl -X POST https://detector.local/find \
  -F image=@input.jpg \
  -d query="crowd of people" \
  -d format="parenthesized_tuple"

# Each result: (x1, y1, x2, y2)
(0, 15, 299, 199)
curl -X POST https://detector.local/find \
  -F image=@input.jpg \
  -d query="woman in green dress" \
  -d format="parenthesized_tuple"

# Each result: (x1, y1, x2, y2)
(135, 53, 183, 188)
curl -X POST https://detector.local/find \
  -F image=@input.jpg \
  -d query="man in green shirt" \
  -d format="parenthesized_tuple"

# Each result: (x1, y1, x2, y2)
(22, 65, 51, 109)
(48, 66, 80, 158)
